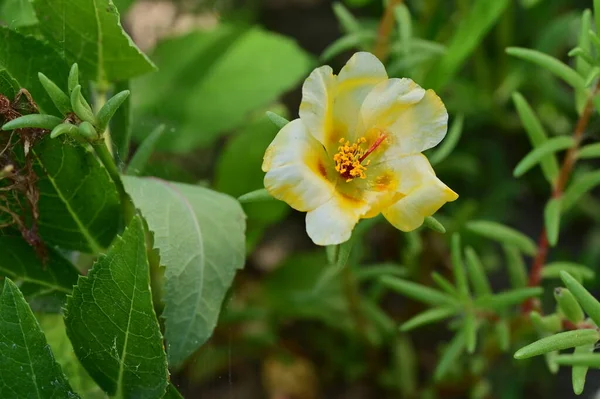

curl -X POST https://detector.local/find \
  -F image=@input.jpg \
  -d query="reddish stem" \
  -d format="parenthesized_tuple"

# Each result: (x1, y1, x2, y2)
(521, 82, 599, 313)
(373, 0, 403, 62)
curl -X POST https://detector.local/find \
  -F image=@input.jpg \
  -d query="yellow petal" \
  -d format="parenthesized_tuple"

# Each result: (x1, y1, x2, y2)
(361, 80, 448, 159)
(381, 154, 457, 231)
(299, 52, 387, 154)
(263, 119, 336, 212)
(305, 193, 370, 246)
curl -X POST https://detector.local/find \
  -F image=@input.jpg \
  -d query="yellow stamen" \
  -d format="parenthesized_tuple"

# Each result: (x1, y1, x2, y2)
(333, 137, 369, 182)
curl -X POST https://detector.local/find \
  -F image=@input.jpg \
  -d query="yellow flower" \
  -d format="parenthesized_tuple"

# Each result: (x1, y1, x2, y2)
(262, 52, 458, 246)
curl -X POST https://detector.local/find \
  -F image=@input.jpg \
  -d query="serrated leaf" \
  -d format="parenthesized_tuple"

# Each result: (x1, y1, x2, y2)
(545, 198, 562, 246)
(33, 0, 155, 82)
(162, 384, 184, 399)
(562, 170, 600, 211)
(513, 136, 575, 178)
(133, 25, 313, 152)
(122, 176, 246, 368)
(38, 314, 104, 398)
(503, 245, 528, 288)
(578, 143, 600, 159)
(0, 27, 70, 114)
(465, 247, 492, 297)
(506, 47, 587, 91)
(466, 220, 537, 256)
(514, 329, 600, 359)
(542, 262, 595, 281)
(511, 92, 560, 183)
(30, 137, 120, 253)
(400, 307, 457, 332)
(425, 0, 510, 89)
(475, 287, 542, 310)
(379, 276, 459, 306)
(0, 236, 78, 298)
(434, 330, 466, 381)
(560, 271, 600, 327)
(429, 114, 463, 165)
(0, 279, 78, 398)
(64, 216, 168, 398)
(0, 68, 19, 99)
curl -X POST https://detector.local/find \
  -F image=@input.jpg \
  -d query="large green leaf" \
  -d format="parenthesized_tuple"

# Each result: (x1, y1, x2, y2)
(122, 176, 246, 368)
(0, 235, 79, 298)
(0, 27, 69, 113)
(0, 67, 19, 98)
(33, 0, 155, 83)
(64, 216, 168, 398)
(0, 0, 37, 28)
(0, 279, 77, 398)
(32, 137, 120, 253)
(38, 314, 105, 398)
(132, 24, 313, 152)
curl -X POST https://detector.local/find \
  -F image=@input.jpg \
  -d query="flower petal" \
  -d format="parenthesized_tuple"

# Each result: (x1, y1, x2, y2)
(361, 80, 448, 158)
(306, 193, 370, 246)
(381, 154, 458, 231)
(335, 52, 388, 143)
(299, 52, 387, 154)
(262, 119, 336, 212)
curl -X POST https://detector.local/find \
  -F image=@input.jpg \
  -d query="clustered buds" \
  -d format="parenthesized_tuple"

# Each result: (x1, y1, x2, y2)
(1, 64, 129, 142)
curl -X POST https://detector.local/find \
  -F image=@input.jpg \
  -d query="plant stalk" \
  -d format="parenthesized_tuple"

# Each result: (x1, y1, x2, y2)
(373, 0, 403, 62)
(522, 83, 599, 313)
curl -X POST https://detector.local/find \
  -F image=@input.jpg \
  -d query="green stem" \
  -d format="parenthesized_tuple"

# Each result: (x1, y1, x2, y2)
(93, 141, 134, 224)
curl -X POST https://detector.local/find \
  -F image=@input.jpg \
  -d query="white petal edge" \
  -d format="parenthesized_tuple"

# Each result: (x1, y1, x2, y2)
(299, 65, 336, 147)
(262, 119, 335, 212)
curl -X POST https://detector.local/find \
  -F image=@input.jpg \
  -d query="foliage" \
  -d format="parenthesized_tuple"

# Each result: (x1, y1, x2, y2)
(0, 0, 599, 398)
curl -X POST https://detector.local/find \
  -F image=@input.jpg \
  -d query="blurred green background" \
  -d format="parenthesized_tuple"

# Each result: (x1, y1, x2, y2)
(12, 0, 596, 397)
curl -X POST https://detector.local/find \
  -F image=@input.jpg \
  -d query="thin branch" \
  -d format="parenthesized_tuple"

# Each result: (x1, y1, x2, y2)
(373, 0, 403, 62)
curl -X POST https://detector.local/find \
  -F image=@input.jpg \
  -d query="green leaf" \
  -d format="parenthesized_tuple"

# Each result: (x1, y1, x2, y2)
(65, 216, 168, 398)
(379, 276, 459, 306)
(562, 170, 600, 211)
(425, 0, 510, 89)
(38, 314, 105, 398)
(95, 89, 129, 133)
(429, 114, 463, 165)
(475, 287, 543, 310)
(0, 0, 37, 28)
(0, 67, 19, 99)
(560, 271, 600, 327)
(30, 137, 120, 252)
(110, 80, 132, 163)
(133, 25, 313, 152)
(162, 384, 184, 399)
(237, 188, 273, 203)
(400, 307, 457, 332)
(464, 246, 492, 297)
(495, 319, 510, 352)
(511, 92, 560, 183)
(126, 124, 166, 176)
(2, 114, 63, 130)
(466, 220, 537, 256)
(451, 233, 469, 298)
(464, 311, 477, 354)
(321, 32, 375, 61)
(506, 47, 587, 91)
(555, 288, 585, 324)
(394, 4, 412, 55)
(434, 330, 466, 381)
(568, 343, 594, 395)
(0, 27, 70, 114)
(332, 2, 361, 34)
(314, 238, 353, 293)
(423, 216, 446, 233)
(122, 176, 246, 368)
(33, 0, 155, 82)
(0, 279, 77, 398)
(578, 143, 600, 159)
(354, 263, 408, 281)
(513, 136, 575, 178)
(265, 111, 290, 129)
(431, 272, 459, 297)
(503, 245, 528, 288)
(542, 262, 595, 281)
(38, 72, 71, 115)
(556, 353, 600, 368)
(545, 198, 562, 246)
(514, 329, 600, 359)
(530, 311, 562, 334)
(576, 10, 593, 81)
(70, 85, 96, 124)
(0, 235, 79, 298)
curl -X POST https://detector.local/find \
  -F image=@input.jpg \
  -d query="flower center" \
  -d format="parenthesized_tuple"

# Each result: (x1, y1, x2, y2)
(333, 134, 386, 182)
